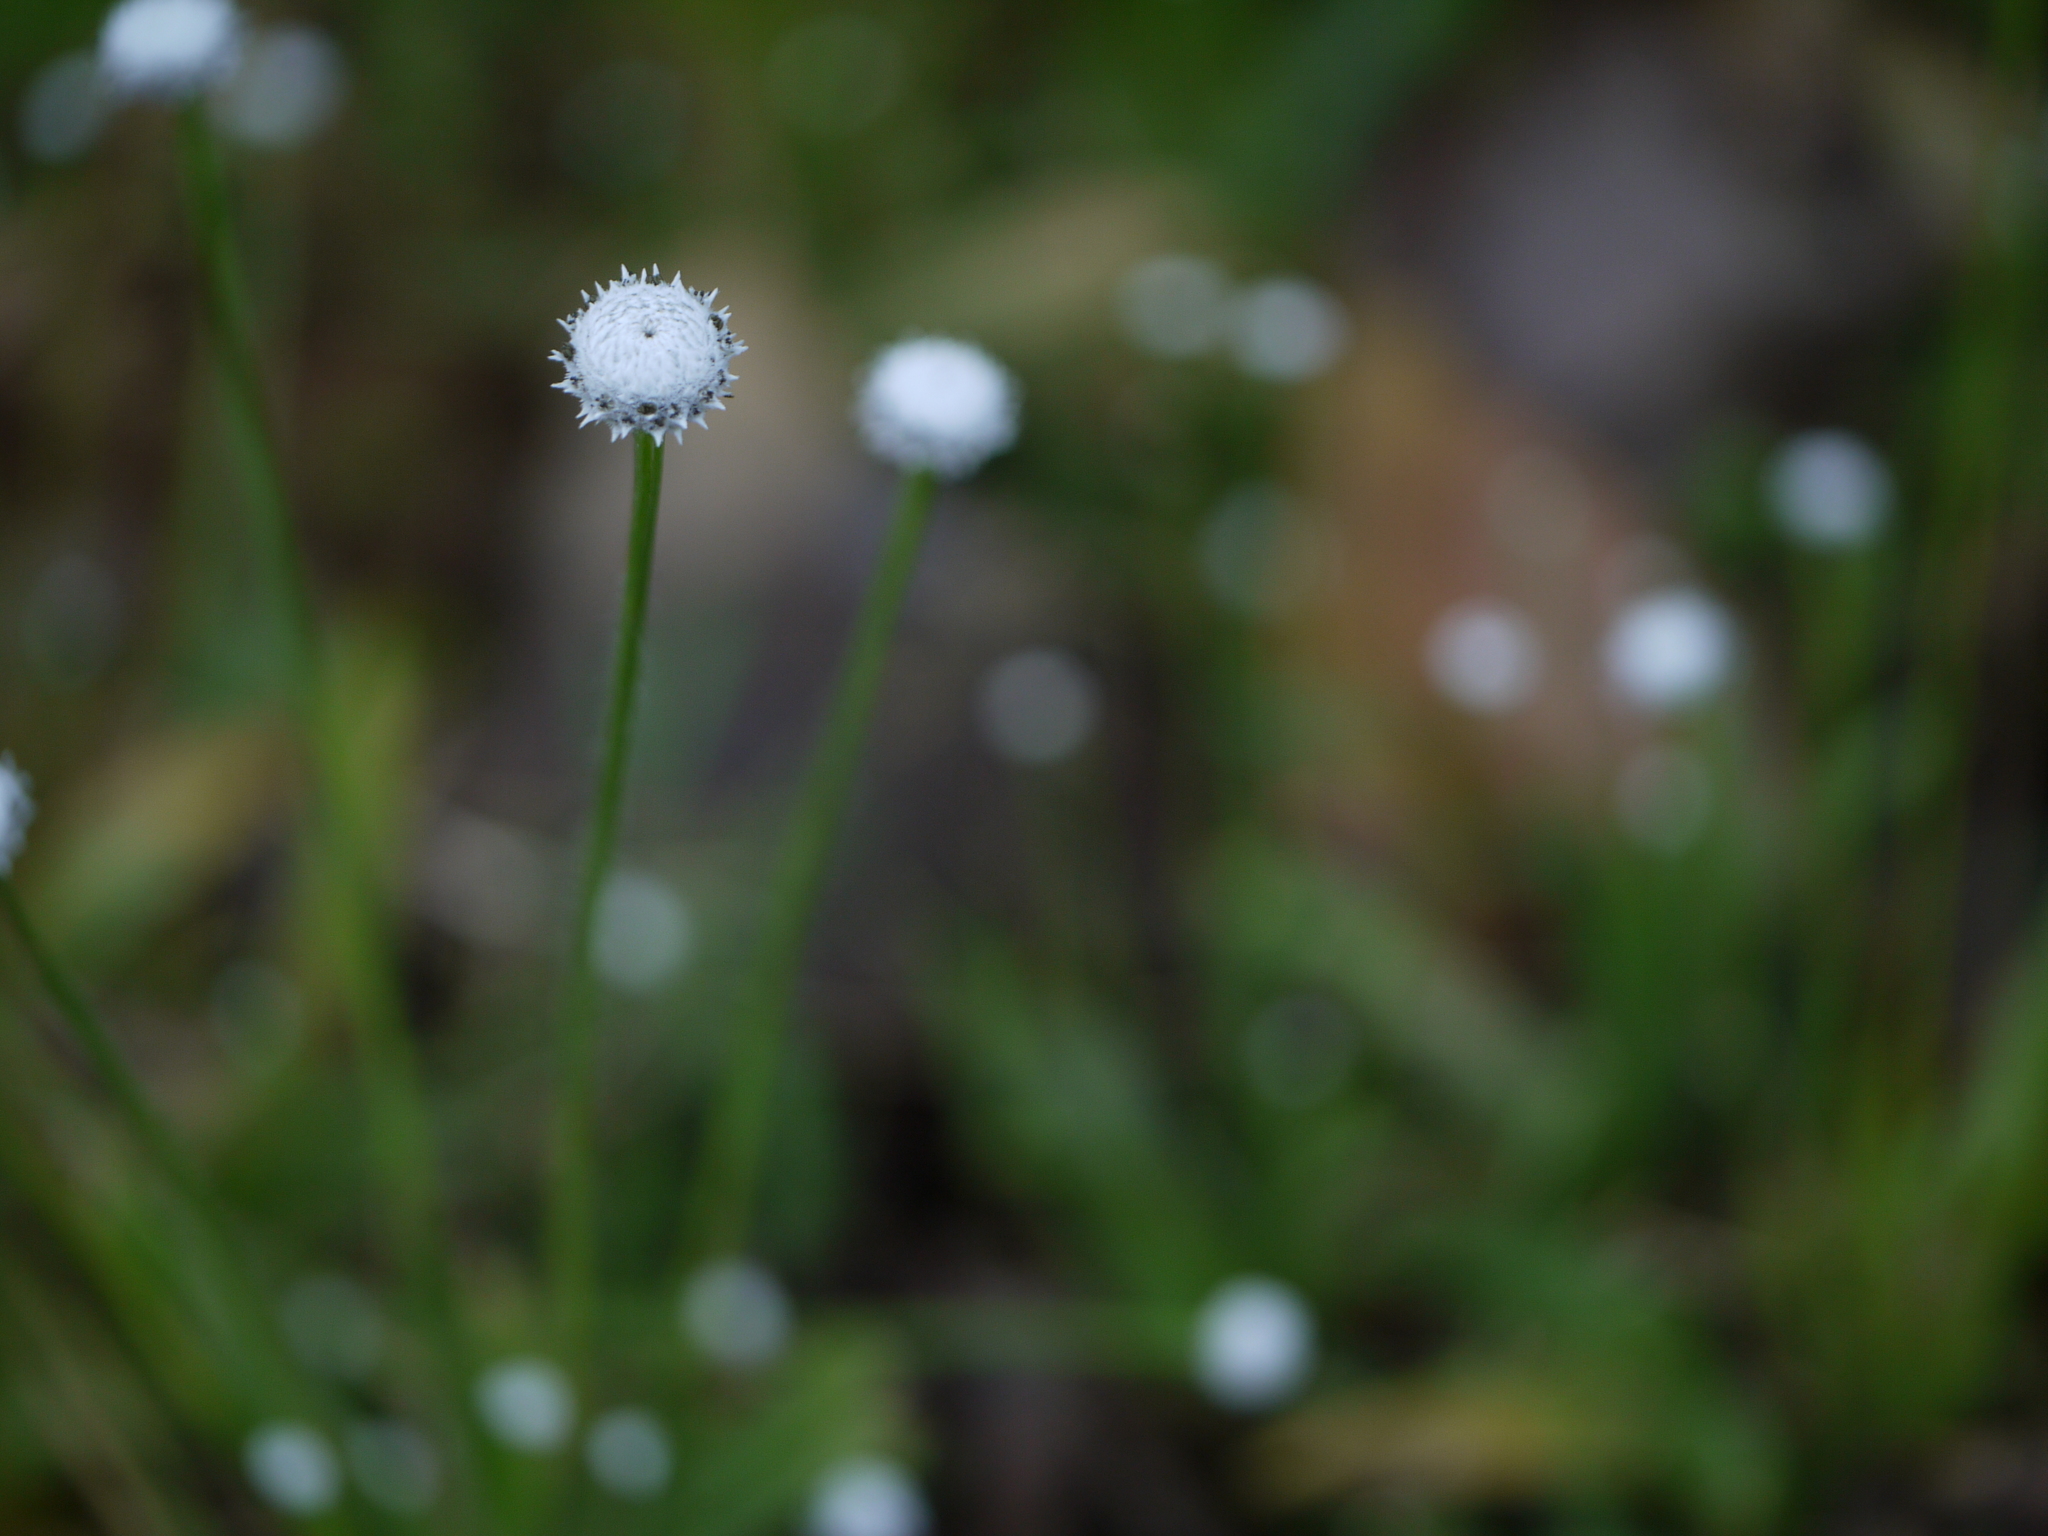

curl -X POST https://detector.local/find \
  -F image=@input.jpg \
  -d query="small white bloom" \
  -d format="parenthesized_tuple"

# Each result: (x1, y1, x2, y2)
(594, 870, 694, 994)
(243, 1421, 340, 1515)
(679, 1257, 793, 1370)
(98, 0, 244, 103)
(1603, 588, 1736, 713)
(215, 25, 346, 149)
(1230, 277, 1348, 383)
(553, 268, 743, 444)
(475, 1358, 576, 1453)
(585, 1407, 673, 1500)
(857, 337, 1019, 479)
(0, 757, 34, 878)
(976, 647, 1099, 766)
(1119, 254, 1231, 359)
(1425, 600, 1543, 714)
(1767, 429, 1891, 549)
(345, 1419, 440, 1516)
(1192, 1276, 1316, 1412)
(805, 1457, 930, 1536)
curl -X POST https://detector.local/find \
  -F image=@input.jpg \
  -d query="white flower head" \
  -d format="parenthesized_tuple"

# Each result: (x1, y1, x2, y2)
(1603, 588, 1736, 713)
(805, 1457, 930, 1536)
(553, 267, 743, 444)
(856, 337, 1019, 479)
(0, 757, 34, 878)
(1192, 1275, 1317, 1412)
(98, 0, 245, 102)
(474, 1357, 576, 1453)
(243, 1421, 340, 1516)
(1425, 600, 1543, 714)
(1767, 429, 1891, 550)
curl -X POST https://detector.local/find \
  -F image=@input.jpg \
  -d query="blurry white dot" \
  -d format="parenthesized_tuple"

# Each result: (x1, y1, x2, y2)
(418, 811, 549, 950)
(18, 53, 108, 164)
(1242, 996, 1359, 1109)
(214, 25, 345, 148)
(585, 1407, 673, 1500)
(977, 647, 1099, 766)
(1192, 1276, 1316, 1412)
(279, 1273, 383, 1382)
(1230, 277, 1348, 383)
(1615, 744, 1713, 853)
(1766, 430, 1891, 549)
(21, 551, 123, 691)
(679, 1258, 793, 1371)
(345, 1420, 439, 1516)
(1603, 589, 1735, 713)
(553, 60, 688, 187)
(475, 1358, 575, 1454)
(244, 1422, 341, 1516)
(767, 16, 906, 136)
(1118, 254, 1231, 359)
(1424, 601, 1543, 714)
(805, 1457, 930, 1536)
(594, 871, 694, 994)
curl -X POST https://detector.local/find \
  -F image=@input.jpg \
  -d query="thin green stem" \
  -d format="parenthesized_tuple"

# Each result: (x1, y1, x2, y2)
(172, 106, 486, 1526)
(548, 432, 666, 1365)
(685, 467, 939, 1262)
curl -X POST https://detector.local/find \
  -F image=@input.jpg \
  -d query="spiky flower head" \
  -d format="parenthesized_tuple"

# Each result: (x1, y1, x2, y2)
(98, 0, 244, 102)
(552, 268, 743, 445)
(856, 337, 1019, 480)
(0, 756, 34, 878)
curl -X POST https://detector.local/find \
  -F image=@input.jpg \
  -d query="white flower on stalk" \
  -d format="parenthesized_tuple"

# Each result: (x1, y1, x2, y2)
(0, 757, 33, 878)
(1767, 429, 1891, 550)
(805, 1457, 930, 1536)
(856, 337, 1019, 479)
(1603, 588, 1736, 714)
(98, 0, 244, 102)
(553, 267, 743, 444)
(1192, 1276, 1316, 1412)
(243, 1421, 340, 1515)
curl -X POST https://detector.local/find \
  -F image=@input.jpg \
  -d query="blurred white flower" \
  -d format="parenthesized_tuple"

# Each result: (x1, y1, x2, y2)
(243, 1422, 340, 1515)
(1425, 600, 1543, 714)
(976, 647, 1099, 766)
(585, 1407, 673, 1500)
(215, 24, 345, 149)
(18, 53, 109, 163)
(279, 1272, 384, 1381)
(98, 0, 244, 102)
(805, 1457, 930, 1536)
(0, 757, 34, 877)
(594, 870, 694, 994)
(857, 337, 1019, 479)
(1603, 588, 1735, 713)
(679, 1257, 793, 1370)
(1192, 1276, 1316, 1412)
(1118, 254, 1231, 359)
(1767, 429, 1891, 549)
(1615, 743, 1713, 852)
(475, 1358, 576, 1453)
(345, 1419, 439, 1516)
(418, 810, 550, 950)
(1230, 277, 1348, 383)
(554, 268, 743, 444)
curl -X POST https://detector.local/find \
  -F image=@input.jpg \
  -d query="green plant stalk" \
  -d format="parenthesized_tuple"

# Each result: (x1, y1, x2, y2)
(686, 467, 939, 1261)
(172, 106, 487, 1523)
(547, 432, 665, 1365)
(0, 881, 363, 1536)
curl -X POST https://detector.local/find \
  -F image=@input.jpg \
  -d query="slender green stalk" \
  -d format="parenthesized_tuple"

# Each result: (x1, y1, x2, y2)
(548, 432, 666, 1364)
(686, 467, 939, 1262)
(171, 106, 486, 1523)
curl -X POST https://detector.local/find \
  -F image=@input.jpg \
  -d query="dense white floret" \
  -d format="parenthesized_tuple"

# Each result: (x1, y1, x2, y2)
(1192, 1276, 1317, 1412)
(553, 268, 743, 444)
(856, 338, 1018, 479)
(0, 757, 33, 877)
(1603, 588, 1735, 713)
(99, 0, 244, 101)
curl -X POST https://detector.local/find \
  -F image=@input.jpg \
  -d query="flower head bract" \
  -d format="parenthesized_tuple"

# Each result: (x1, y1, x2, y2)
(98, 0, 244, 102)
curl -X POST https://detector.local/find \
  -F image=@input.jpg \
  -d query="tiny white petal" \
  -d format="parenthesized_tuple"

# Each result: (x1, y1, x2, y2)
(553, 271, 744, 445)
(856, 337, 1019, 479)
(805, 1457, 929, 1536)
(243, 1421, 340, 1515)
(1603, 588, 1736, 713)
(98, 0, 244, 102)
(0, 757, 35, 877)
(1192, 1276, 1316, 1412)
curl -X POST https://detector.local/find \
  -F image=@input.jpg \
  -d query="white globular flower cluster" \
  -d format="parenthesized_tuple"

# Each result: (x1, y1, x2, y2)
(856, 337, 1019, 480)
(98, 0, 245, 102)
(0, 757, 34, 879)
(553, 268, 743, 444)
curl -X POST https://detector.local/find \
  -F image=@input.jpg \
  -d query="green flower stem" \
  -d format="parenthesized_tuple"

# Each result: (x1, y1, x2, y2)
(0, 878, 359, 1536)
(548, 432, 666, 1365)
(172, 106, 485, 1523)
(687, 466, 939, 1262)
